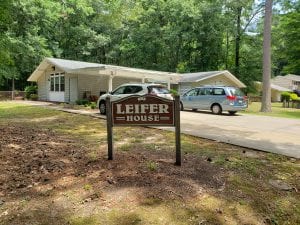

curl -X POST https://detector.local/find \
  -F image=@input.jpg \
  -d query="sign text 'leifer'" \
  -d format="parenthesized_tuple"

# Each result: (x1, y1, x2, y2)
(111, 95, 174, 126)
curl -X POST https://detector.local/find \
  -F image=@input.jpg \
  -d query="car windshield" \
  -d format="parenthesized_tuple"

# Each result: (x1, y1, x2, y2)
(148, 86, 170, 94)
(228, 87, 244, 96)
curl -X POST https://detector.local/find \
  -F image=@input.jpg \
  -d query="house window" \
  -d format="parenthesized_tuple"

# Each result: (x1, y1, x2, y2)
(50, 73, 65, 92)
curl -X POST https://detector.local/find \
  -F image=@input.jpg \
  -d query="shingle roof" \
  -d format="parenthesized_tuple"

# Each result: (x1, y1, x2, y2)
(271, 84, 292, 91)
(47, 58, 103, 71)
(180, 71, 226, 83)
(286, 74, 300, 81)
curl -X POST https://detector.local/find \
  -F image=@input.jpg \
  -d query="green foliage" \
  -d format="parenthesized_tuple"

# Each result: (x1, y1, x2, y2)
(89, 102, 97, 109)
(274, 3, 300, 75)
(146, 161, 158, 171)
(281, 92, 291, 101)
(290, 93, 299, 101)
(75, 99, 89, 105)
(29, 94, 38, 101)
(0, 0, 299, 92)
(24, 85, 37, 99)
(169, 89, 179, 97)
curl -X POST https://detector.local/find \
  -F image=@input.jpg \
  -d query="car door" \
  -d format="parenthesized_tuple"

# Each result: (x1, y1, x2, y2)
(181, 88, 199, 109)
(200, 88, 213, 109)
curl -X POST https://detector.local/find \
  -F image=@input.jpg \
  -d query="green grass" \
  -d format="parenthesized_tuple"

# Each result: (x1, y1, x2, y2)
(0, 101, 299, 225)
(243, 102, 300, 119)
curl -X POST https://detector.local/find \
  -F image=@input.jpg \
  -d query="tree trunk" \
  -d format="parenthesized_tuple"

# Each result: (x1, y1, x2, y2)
(235, 6, 242, 77)
(261, 0, 273, 112)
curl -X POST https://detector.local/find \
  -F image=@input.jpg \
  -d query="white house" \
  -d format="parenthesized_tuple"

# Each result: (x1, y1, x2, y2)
(178, 70, 246, 95)
(28, 58, 246, 103)
(255, 82, 292, 102)
(271, 74, 300, 91)
(27, 58, 180, 102)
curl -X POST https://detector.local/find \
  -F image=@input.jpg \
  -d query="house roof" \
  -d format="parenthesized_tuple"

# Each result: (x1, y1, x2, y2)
(285, 74, 300, 81)
(255, 81, 292, 91)
(27, 58, 180, 83)
(28, 58, 246, 88)
(271, 74, 300, 82)
(179, 70, 246, 88)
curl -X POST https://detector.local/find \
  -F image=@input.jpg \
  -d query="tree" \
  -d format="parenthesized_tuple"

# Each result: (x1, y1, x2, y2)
(261, 0, 273, 112)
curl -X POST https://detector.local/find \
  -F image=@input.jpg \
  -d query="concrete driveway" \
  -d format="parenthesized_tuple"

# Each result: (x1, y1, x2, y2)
(160, 110, 300, 158)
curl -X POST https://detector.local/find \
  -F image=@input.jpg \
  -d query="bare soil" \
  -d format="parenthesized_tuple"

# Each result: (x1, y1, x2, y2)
(0, 124, 226, 225)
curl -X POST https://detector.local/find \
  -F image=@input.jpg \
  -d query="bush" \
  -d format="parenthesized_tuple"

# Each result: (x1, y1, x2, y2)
(281, 92, 291, 102)
(170, 89, 179, 97)
(90, 102, 97, 109)
(30, 94, 38, 101)
(24, 85, 38, 99)
(290, 93, 300, 101)
(76, 99, 89, 105)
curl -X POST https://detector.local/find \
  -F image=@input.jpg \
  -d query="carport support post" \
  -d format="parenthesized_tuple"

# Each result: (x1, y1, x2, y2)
(175, 96, 181, 166)
(106, 96, 113, 160)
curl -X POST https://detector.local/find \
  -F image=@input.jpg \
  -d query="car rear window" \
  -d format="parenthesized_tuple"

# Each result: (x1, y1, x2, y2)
(228, 87, 244, 96)
(148, 86, 170, 94)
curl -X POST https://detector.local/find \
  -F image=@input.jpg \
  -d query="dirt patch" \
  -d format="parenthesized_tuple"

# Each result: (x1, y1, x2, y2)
(0, 124, 226, 224)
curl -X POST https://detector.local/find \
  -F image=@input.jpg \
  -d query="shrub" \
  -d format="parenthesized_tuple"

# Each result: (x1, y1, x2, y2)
(90, 102, 97, 109)
(24, 85, 38, 99)
(76, 99, 89, 105)
(281, 92, 291, 102)
(290, 93, 299, 101)
(30, 94, 38, 101)
(170, 89, 179, 97)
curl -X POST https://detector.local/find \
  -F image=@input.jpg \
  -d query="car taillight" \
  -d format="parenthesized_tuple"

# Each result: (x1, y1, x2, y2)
(226, 95, 236, 101)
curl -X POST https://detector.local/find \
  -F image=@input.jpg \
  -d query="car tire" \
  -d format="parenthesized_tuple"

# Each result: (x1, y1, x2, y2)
(180, 102, 184, 111)
(99, 101, 106, 115)
(211, 104, 222, 115)
(228, 111, 237, 115)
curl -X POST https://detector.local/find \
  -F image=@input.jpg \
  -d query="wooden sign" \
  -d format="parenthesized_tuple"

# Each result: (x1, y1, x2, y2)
(106, 95, 181, 165)
(111, 95, 174, 126)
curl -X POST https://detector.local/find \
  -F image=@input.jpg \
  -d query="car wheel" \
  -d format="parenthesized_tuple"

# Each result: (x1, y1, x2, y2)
(211, 104, 222, 115)
(180, 102, 184, 111)
(99, 101, 106, 115)
(228, 111, 237, 115)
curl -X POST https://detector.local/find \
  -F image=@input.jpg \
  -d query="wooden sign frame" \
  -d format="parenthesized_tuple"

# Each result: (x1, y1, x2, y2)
(106, 95, 181, 165)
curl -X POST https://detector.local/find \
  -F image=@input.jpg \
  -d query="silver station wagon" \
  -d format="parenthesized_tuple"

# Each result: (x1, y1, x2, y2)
(180, 86, 248, 115)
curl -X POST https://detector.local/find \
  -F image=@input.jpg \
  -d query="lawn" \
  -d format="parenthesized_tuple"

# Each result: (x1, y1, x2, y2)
(243, 102, 300, 119)
(0, 102, 299, 225)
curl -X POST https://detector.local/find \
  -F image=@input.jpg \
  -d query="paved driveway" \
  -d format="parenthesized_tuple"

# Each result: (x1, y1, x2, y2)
(160, 111, 300, 158)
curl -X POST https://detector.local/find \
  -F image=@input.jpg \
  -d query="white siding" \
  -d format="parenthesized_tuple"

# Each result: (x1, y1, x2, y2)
(37, 72, 47, 100)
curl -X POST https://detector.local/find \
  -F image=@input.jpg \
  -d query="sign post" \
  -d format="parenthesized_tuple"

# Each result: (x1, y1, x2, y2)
(106, 94, 181, 165)
(106, 96, 113, 160)
(174, 96, 181, 165)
